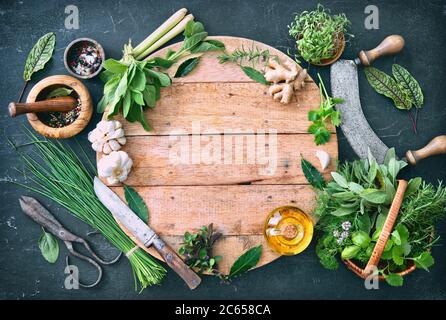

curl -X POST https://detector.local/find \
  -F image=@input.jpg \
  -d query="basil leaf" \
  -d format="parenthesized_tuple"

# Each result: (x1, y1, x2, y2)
(130, 67, 146, 92)
(228, 245, 262, 279)
(144, 68, 171, 87)
(365, 66, 412, 110)
(191, 40, 225, 53)
(301, 157, 326, 190)
(142, 85, 156, 108)
(122, 91, 131, 118)
(184, 21, 205, 37)
(241, 66, 270, 85)
(384, 273, 403, 286)
(175, 57, 200, 77)
(146, 57, 175, 69)
(46, 87, 73, 99)
(124, 185, 149, 222)
(23, 32, 56, 81)
(392, 64, 424, 108)
(103, 59, 128, 74)
(183, 31, 208, 52)
(38, 229, 59, 264)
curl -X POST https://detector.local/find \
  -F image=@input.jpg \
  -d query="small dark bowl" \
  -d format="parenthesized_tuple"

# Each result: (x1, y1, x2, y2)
(64, 37, 105, 79)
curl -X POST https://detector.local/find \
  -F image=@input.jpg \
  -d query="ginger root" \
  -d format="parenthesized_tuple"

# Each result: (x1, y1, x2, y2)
(264, 58, 307, 105)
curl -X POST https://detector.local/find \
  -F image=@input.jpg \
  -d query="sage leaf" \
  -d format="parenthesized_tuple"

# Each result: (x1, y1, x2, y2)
(384, 148, 396, 167)
(38, 229, 59, 264)
(406, 177, 422, 196)
(365, 66, 412, 110)
(228, 245, 262, 279)
(23, 32, 56, 81)
(301, 157, 326, 190)
(331, 172, 348, 188)
(331, 206, 356, 217)
(175, 57, 200, 77)
(360, 189, 387, 204)
(392, 64, 424, 108)
(384, 273, 403, 286)
(124, 185, 149, 222)
(241, 66, 270, 85)
(46, 87, 73, 99)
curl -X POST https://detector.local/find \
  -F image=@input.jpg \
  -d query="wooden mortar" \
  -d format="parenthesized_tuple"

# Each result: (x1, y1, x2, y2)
(26, 75, 92, 139)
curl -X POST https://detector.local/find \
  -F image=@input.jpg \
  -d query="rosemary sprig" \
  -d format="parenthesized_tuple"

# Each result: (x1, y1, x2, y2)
(217, 44, 278, 68)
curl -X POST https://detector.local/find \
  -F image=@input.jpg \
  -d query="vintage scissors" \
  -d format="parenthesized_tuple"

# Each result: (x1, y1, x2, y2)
(19, 196, 121, 288)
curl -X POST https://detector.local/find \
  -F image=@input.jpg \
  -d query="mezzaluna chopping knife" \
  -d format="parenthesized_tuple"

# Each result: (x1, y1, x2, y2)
(93, 177, 201, 289)
(330, 35, 446, 164)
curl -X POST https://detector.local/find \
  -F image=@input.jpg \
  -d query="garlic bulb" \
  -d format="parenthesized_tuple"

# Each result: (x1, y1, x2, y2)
(88, 120, 126, 154)
(98, 151, 133, 185)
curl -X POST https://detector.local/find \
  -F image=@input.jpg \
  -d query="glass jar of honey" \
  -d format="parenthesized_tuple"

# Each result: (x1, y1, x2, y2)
(263, 206, 314, 255)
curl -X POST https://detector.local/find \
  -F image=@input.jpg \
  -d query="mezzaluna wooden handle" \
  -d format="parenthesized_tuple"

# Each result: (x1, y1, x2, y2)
(9, 96, 77, 117)
(405, 135, 446, 165)
(152, 236, 201, 290)
(356, 35, 405, 66)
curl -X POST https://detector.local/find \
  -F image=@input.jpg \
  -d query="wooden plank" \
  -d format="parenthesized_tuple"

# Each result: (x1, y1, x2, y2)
(100, 133, 337, 186)
(116, 82, 325, 136)
(111, 184, 317, 274)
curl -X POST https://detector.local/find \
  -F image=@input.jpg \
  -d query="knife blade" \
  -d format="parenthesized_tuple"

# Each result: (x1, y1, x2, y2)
(93, 177, 201, 290)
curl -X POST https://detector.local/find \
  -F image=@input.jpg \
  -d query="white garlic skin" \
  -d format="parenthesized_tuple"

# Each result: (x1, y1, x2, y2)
(315, 150, 331, 171)
(97, 150, 133, 185)
(88, 120, 126, 155)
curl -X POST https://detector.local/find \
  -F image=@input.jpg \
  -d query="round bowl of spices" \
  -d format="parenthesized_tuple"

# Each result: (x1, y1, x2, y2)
(64, 38, 105, 79)
(26, 75, 92, 139)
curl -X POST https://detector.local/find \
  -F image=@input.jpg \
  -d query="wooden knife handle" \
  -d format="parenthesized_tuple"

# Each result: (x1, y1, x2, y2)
(152, 236, 201, 290)
(9, 96, 77, 117)
(357, 35, 405, 66)
(405, 135, 446, 165)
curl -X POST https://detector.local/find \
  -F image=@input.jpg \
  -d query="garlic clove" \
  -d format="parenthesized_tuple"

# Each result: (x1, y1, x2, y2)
(102, 143, 112, 155)
(112, 128, 125, 139)
(315, 150, 331, 171)
(117, 137, 127, 145)
(108, 139, 121, 151)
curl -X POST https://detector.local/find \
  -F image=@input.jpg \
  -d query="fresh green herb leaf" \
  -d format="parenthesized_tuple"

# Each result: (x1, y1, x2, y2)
(301, 157, 326, 190)
(175, 57, 200, 77)
(384, 273, 403, 286)
(240, 66, 270, 85)
(365, 66, 412, 110)
(352, 231, 371, 249)
(228, 245, 262, 279)
(191, 40, 225, 53)
(341, 245, 360, 259)
(124, 185, 149, 222)
(103, 59, 128, 74)
(23, 32, 56, 81)
(413, 252, 434, 271)
(46, 87, 73, 99)
(38, 229, 59, 264)
(392, 64, 424, 108)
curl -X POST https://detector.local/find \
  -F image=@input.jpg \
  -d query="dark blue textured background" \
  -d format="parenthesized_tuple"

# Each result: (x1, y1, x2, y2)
(0, 0, 445, 299)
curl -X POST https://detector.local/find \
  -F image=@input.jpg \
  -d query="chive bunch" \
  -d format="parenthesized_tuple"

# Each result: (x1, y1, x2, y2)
(10, 130, 166, 290)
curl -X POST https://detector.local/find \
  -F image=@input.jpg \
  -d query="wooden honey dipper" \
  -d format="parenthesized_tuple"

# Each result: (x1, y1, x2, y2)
(9, 96, 77, 117)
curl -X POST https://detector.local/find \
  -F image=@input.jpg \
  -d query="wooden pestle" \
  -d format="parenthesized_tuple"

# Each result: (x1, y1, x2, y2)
(405, 135, 446, 165)
(9, 96, 77, 117)
(355, 35, 405, 66)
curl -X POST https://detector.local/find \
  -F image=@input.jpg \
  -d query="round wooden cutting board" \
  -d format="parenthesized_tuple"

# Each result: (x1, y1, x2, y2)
(98, 36, 338, 275)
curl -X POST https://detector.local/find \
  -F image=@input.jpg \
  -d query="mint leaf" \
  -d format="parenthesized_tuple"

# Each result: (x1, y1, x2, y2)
(413, 252, 434, 271)
(385, 273, 403, 286)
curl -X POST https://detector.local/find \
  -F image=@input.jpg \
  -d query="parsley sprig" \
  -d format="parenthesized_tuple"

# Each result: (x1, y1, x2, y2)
(307, 74, 342, 145)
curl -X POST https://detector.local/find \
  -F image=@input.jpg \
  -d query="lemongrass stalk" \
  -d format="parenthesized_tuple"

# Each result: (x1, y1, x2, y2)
(137, 14, 194, 60)
(132, 8, 188, 58)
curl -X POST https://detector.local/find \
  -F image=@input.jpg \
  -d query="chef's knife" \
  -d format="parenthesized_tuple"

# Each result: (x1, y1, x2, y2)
(93, 177, 201, 290)
(331, 35, 446, 164)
